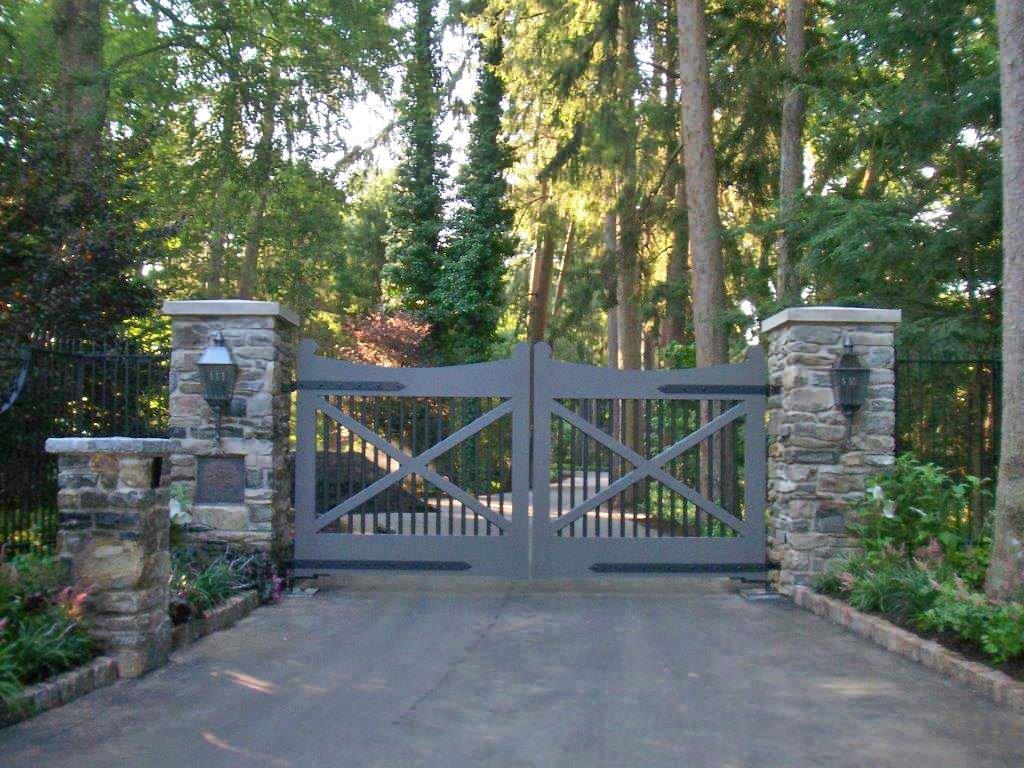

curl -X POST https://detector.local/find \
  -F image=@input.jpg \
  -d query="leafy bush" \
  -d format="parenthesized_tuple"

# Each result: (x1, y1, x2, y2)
(849, 455, 987, 561)
(814, 457, 1023, 666)
(0, 549, 96, 712)
(919, 580, 1024, 663)
(816, 555, 938, 625)
(169, 547, 282, 623)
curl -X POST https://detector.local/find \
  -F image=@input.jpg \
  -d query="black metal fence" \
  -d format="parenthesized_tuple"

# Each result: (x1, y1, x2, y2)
(0, 338, 169, 552)
(895, 355, 1001, 536)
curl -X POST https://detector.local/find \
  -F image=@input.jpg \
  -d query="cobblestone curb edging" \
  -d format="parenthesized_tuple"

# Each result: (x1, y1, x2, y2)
(1, 656, 118, 728)
(793, 586, 1024, 713)
(171, 590, 260, 650)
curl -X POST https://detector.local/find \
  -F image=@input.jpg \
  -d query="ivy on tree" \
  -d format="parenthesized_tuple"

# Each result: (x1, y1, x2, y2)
(383, 0, 448, 339)
(438, 33, 516, 363)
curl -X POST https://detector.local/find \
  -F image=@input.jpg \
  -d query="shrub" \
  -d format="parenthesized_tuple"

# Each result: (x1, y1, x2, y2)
(0, 550, 96, 712)
(169, 547, 282, 623)
(919, 580, 1024, 663)
(849, 455, 987, 560)
(817, 555, 938, 625)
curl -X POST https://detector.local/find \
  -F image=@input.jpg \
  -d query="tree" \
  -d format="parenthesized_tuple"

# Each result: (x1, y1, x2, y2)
(527, 180, 556, 343)
(0, 0, 155, 344)
(676, 0, 727, 368)
(776, 0, 807, 306)
(616, 0, 643, 372)
(383, 0, 448, 335)
(440, 33, 516, 362)
(986, 0, 1024, 601)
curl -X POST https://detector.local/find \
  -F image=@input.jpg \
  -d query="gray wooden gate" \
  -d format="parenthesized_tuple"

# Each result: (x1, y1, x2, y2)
(530, 343, 767, 577)
(292, 340, 766, 579)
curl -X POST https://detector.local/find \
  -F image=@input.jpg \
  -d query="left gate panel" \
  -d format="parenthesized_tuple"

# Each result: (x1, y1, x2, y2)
(293, 341, 530, 577)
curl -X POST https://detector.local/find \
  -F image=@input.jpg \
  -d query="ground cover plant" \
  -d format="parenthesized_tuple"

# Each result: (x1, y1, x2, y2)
(0, 549, 96, 714)
(815, 457, 1024, 672)
(169, 546, 282, 626)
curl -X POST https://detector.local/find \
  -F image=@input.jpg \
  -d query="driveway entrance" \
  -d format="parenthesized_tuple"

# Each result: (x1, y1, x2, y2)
(3, 580, 1021, 768)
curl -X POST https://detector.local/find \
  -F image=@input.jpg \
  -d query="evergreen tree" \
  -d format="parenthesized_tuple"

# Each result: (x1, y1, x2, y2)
(439, 33, 516, 362)
(382, 0, 448, 332)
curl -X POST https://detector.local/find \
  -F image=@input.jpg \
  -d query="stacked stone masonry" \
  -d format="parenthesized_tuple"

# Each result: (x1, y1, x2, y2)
(45, 437, 179, 678)
(763, 307, 901, 594)
(163, 300, 298, 560)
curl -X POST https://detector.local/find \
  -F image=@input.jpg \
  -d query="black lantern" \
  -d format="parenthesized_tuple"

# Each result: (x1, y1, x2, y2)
(832, 338, 870, 421)
(197, 331, 238, 440)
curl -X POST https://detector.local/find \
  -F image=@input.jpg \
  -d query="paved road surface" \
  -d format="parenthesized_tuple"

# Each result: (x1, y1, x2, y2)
(2, 577, 1021, 768)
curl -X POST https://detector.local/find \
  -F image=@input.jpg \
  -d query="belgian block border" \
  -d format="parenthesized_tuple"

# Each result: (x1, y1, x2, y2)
(793, 586, 1024, 714)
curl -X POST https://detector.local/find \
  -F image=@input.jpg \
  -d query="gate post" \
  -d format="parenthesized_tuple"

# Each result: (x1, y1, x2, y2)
(45, 437, 178, 677)
(163, 300, 299, 563)
(762, 306, 901, 594)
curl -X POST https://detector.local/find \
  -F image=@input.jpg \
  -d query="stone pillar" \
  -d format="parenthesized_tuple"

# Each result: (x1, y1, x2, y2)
(163, 300, 298, 560)
(762, 306, 901, 594)
(45, 437, 178, 678)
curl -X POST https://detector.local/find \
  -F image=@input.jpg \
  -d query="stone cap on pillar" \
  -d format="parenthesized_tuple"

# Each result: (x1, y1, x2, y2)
(162, 299, 300, 327)
(761, 306, 901, 334)
(45, 437, 181, 455)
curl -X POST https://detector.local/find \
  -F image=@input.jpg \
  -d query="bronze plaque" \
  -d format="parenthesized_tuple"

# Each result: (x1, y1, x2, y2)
(195, 456, 246, 505)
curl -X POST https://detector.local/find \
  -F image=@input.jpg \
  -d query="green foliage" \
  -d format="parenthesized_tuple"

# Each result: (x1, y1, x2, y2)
(438, 33, 516, 362)
(814, 455, 1023, 666)
(848, 559, 939, 624)
(170, 547, 281, 620)
(661, 341, 697, 370)
(382, 0, 448, 331)
(849, 455, 988, 559)
(919, 580, 1024, 663)
(0, 552, 96, 712)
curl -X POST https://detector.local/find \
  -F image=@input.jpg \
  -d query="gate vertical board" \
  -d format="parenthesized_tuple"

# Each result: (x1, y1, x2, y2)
(292, 340, 767, 579)
(530, 343, 767, 577)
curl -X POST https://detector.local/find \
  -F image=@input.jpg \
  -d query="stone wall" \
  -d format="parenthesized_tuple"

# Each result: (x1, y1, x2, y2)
(45, 437, 178, 678)
(763, 307, 901, 593)
(163, 300, 298, 561)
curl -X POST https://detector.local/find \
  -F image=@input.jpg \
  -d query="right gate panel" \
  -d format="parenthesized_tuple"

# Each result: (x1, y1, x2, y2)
(530, 343, 767, 578)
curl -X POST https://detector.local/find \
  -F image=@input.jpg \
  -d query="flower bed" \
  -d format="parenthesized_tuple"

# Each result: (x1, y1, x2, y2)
(810, 456, 1024, 683)
(169, 545, 281, 628)
(0, 551, 98, 722)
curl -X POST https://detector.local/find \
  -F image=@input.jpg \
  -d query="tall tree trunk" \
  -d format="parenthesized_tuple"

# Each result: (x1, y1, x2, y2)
(527, 181, 555, 342)
(604, 211, 620, 369)
(238, 71, 278, 300)
(986, 0, 1024, 601)
(677, 0, 732, 510)
(660, 0, 689, 351)
(617, 0, 643, 373)
(775, 0, 807, 306)
(53, 0, 107, 212)
(676, 0, 727, 368)
(552, 220, 576, 318)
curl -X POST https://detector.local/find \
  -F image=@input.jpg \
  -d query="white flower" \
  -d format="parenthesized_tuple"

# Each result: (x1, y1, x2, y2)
(169, 498, 192, 526)
(882, 500, 896, 519)
(869, 485, 884, 501)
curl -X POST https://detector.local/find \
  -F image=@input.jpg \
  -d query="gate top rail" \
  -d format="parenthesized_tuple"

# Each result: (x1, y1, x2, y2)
(296, 340, 531, 398)
(533, 343, 768, 400)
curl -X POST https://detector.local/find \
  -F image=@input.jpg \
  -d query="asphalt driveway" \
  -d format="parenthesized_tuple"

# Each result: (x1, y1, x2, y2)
(2, 577, 1022, 768)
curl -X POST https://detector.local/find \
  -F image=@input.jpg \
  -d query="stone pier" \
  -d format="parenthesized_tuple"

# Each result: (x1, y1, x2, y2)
(45, 437, 178, 677)
(163, 300, 298, 561)
(762, 306, 901, 593)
